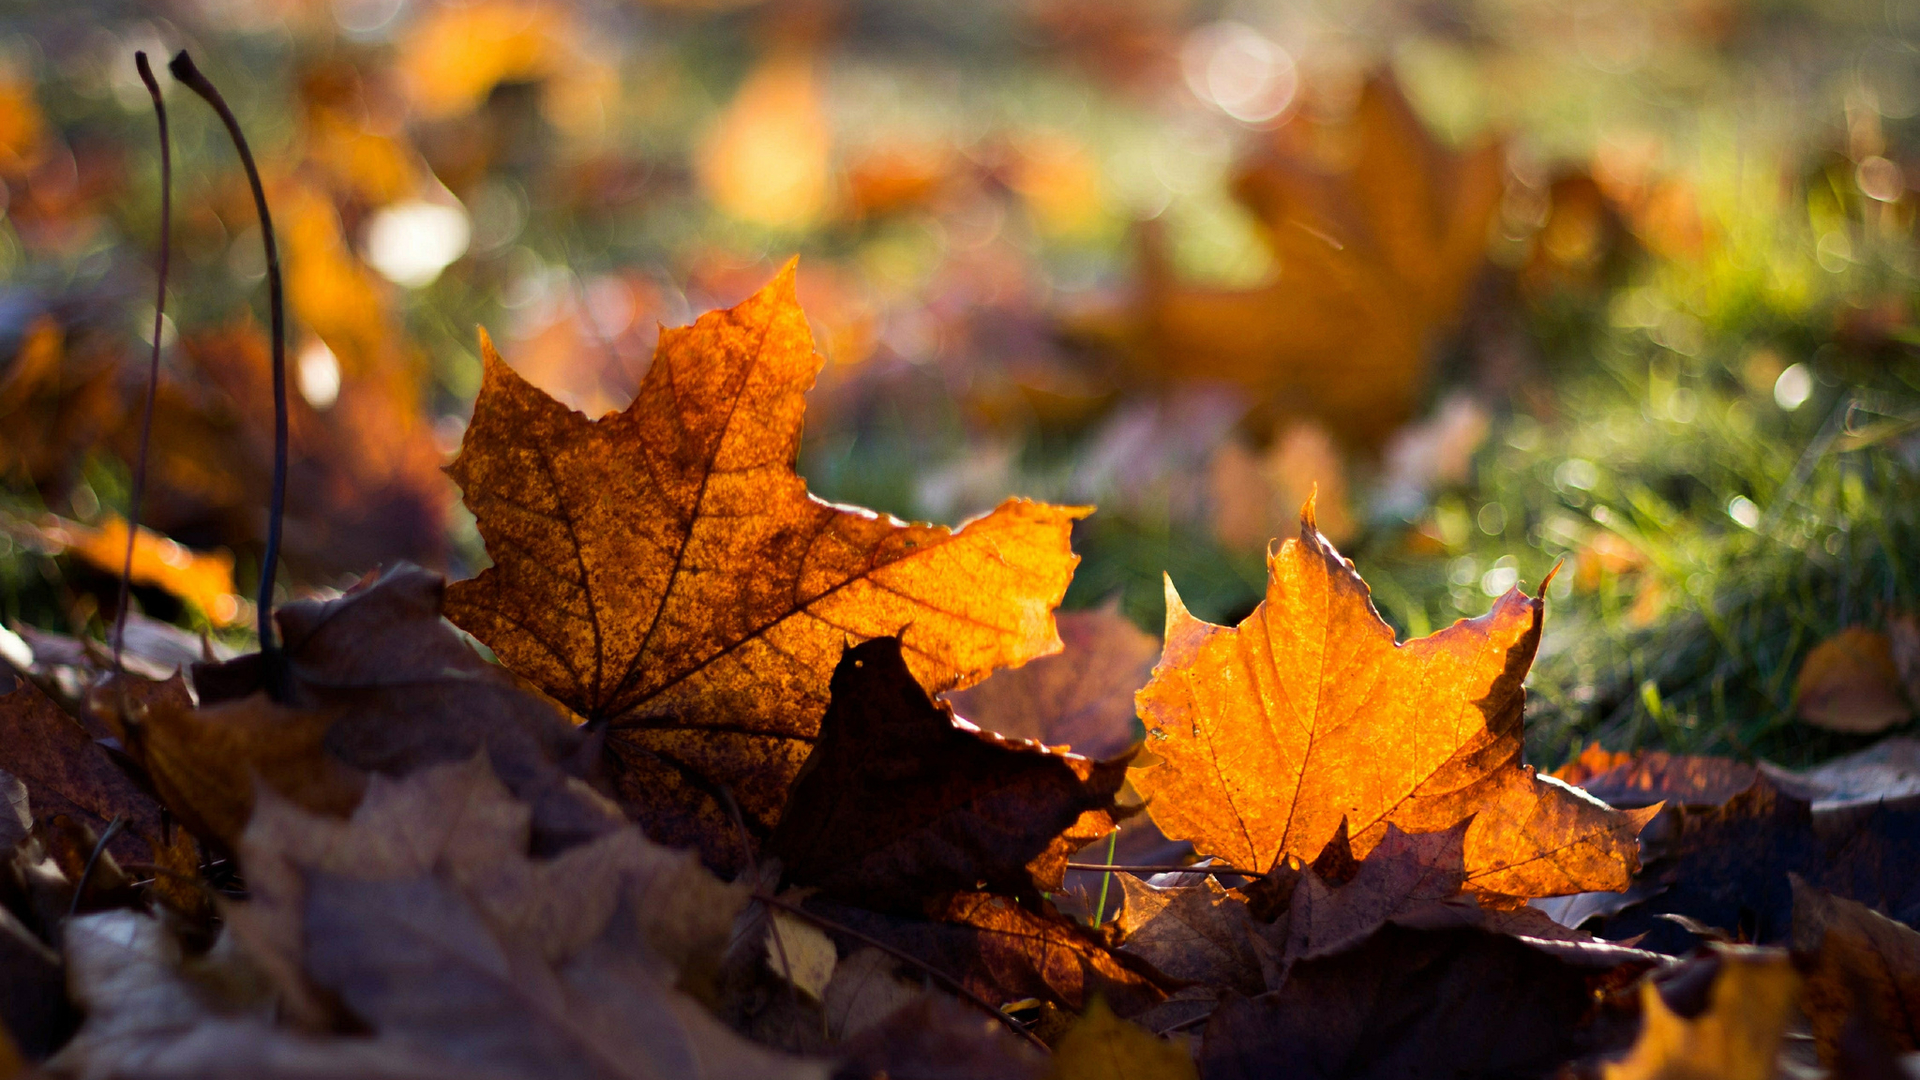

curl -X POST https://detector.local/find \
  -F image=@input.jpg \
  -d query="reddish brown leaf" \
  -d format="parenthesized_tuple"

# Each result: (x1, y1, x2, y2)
(771, 637, 1131, 911)
(1565, 751, 1759, 810)
(0, 673, 162, 864)
(1133, 505, 1653, 900)
(944, 603, 1157, 760)
(444, 264, 1086, 867)
(831, 996, 1046, 1080)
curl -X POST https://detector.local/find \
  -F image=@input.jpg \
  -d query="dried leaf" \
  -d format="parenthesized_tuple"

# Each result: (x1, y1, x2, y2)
(0, 674, 162, 864)
(1601, 947, 1797, 1080)
(1591, 774, 1920, 954)
(0, 902, 69, 1059)
(128, 567, 615, 850)
(1564, 751, 1759, 810)
(831, 995, 1046, 1080)
(1081, 75, 1504, 449)
(1133, 505, 1653, 899)
(53, 911, 477, 1080)
(766, 909, 838, 1002)
(1796, 628, 1912, 734)
(230, 756, 742, 1028)
(944, 603, 1157, 760)
(1114, 875, 1267, 996)
(1045, 998, 1196, 1080)
(302, 873, 823, 1080)
(1199, 924, 1647, 1080)
(445, 264, 1086, 867)
(771, 637, 1130, 910)
(1280, 821, 1472, 965)
(805, 893, 1165, 1016)
(1791, 875, 1920, 1063)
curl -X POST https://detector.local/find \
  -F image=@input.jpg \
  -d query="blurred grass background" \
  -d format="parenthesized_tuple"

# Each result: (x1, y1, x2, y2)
(0, 0, 1916, 766)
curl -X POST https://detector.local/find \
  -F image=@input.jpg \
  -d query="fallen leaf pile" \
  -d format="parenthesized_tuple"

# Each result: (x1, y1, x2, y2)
(6, 264, 1920, 1079)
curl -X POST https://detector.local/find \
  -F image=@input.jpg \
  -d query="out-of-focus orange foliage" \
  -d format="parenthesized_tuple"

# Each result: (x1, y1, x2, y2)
(122, 321, 447, 578)
(0, 65, 45, 175)
(1079, 74, 1505, 450)
(0, 314, 124, 493)
(844, 143, 958, 218)
(398, 0, 574, 121)
(697, 49, 831, 228)
(1593, 133, 1708, 262)
(1208, 421, 1354, 549)
(297, 60, 422, 207)
(444, 264, 1087, 869)
(1008, 133, 1106, 238)
(1133, 501, 1654, 899)
(35, 515, 240, 626)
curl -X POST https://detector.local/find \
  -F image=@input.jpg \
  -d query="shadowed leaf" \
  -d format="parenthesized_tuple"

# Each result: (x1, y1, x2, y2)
(772, 637, 1132, 911)
(1791, 875, 1920, 1064)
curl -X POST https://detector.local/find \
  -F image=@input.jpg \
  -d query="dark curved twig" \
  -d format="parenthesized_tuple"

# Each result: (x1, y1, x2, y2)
(166, 50, 288, 694)
(115, 52, 171, 682)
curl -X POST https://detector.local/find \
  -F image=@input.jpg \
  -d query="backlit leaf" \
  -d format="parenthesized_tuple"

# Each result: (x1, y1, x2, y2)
(445, 264, 1086, 867)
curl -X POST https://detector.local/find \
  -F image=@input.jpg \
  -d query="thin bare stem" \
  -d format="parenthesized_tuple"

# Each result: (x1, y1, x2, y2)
(752, 891, 1049, 1053)
(116, 53, 171, 680)
(166, 51, 287, 685)
(1065, 862, 1261, 878)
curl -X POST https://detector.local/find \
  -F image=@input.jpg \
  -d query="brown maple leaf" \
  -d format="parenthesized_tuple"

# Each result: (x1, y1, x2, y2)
(1071, 74, 1505, 449)
(445, 263, 1086, 867)
(770, 637, 1132, 911)
(1132, 502, 1654, 900)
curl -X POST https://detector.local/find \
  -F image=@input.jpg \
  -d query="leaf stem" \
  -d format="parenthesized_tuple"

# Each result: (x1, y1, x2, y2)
(752, 891, 1049, 1053)
(116, 52, 171, 681)
(166, 50, 288, 688)
(1065, 861, 1261, 878)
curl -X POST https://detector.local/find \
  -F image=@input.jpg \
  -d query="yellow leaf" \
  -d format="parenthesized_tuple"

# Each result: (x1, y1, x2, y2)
(1133, 501, 1654, 900)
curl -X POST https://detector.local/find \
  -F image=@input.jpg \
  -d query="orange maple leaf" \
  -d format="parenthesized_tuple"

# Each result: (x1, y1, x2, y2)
(445, 262, 1088, 866)
(1132, 502, 1656, 901)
